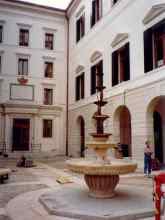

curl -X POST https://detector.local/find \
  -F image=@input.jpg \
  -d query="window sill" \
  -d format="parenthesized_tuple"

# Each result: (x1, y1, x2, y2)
(145, 65, 165, 76)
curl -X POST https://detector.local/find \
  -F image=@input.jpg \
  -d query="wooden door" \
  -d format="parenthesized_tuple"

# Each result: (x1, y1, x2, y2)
(12, 119, 30, 151)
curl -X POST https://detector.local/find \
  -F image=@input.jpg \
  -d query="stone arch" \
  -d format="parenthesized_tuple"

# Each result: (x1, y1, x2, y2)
(76, 116, 85, 157)
(90, 51, 103, 63)
(113, 105, 132, 157)
(146, 96, 165, 164)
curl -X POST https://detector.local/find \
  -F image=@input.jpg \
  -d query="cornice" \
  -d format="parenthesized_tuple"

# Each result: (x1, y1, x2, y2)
(0, 0, 66, 17)
(143, 4, 165, 25)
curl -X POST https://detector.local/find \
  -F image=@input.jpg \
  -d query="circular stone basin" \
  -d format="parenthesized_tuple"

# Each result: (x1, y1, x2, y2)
(67, 158, 137, 175)
(67, 159, 137, 198)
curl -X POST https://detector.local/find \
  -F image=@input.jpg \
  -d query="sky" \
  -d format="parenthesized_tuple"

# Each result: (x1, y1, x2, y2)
(19, 0, 72, 9)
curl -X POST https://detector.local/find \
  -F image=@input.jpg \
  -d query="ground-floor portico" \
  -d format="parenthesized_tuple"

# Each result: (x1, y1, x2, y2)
(0, 103, 65, 157)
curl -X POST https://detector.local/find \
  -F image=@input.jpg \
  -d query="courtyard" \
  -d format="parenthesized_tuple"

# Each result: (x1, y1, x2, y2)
(0, 156, 164, 220)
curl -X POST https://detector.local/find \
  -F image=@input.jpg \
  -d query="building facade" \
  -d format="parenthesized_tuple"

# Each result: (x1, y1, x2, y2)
(67, 0, 165, 166)
(0, 0, 165, 165)
(0, 0, 67, 156)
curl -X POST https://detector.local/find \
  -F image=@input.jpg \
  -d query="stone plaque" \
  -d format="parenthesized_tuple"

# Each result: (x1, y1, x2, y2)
(10, 84, 34, 101)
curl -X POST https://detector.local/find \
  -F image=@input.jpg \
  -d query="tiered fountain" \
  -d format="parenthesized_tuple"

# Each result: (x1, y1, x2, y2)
(67, 69, 137, 198)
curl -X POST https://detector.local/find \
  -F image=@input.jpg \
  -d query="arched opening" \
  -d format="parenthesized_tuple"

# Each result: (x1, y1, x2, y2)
(77, 116, 85, 157)
(114, 106, 132, 157)
(147, 96, 165, 164)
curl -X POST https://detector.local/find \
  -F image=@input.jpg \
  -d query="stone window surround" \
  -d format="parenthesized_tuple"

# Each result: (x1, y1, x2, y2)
(42, 56, 56, 78)
(16, 53, 31, 76)
(17, 23, 32, 47)
(42, 27, 57, 50)
(0, 50, 4, 74)
(90, 54, 103, 96)
(42, 118, 53, 138)
(0, 20, 6, 43)
(75, 10, 85, 43)
(43, 86, 54, 105)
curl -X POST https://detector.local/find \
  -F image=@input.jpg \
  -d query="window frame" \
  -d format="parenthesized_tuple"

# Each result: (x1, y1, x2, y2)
(91, 0, 102, 28)
(44, 61, 54, 78)
(18, 58, 29, 76)
(90, 59, 103, 95)
(0, 25, 3, 43)
(75, 72, 85, 101)
(112, 42, 130, 87)
(45, 33, 54, 50)
(76, 12, 85, 43)
(43, 119, 53, 138)
(19, 28, 29, 47)
(144, 18, 165, 73)
(43, 88, 53, 105)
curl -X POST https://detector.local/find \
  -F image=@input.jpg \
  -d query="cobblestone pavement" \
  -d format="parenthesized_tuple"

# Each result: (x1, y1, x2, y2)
(0, 158, 164, 220)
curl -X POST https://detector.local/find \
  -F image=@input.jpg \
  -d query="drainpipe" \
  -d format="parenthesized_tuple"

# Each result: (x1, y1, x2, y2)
(65, 14, 69, 157)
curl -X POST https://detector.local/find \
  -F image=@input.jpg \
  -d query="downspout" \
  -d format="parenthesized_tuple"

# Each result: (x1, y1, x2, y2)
(65, 13, 69, 156)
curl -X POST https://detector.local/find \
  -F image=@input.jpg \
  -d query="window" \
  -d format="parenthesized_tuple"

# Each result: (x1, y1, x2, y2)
(0, 26, 3, 43)
(0, 55, 1, 73)
(44, 62, 53, 78)
(75, 73, 84, 101)
(91, 60, 103, 95)
(18, 58, 28, 75)
(91, 0, 102, 27)
(112, 43, 130, 87)
(19, 29, 29, 46)
(45, 33, 54, 50)
(113, 0, 119, 5)
(44, 88, 53, 105)
(43, 119, 53, 138)
(76, 13, 85, 42)
(144, 18, 165, 73)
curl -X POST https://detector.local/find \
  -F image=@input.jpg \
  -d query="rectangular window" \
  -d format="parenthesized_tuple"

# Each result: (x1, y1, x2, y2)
(144, 18, 165, 73)
(44, 88, 53, 105)
(18, 58, 28, 75)
(91, 0, 102, 27)
(75, 73, 85, 101)
(113, 0, 119, 5)
(0, 55, 1, 73)
(43, 119, 52, 138)
(91, 60, 103, 95)
(112, 43, 130, 86)
(44, 62, 53, 78)
(0, 26, 3, 43)
(45, 33, 54, 50)
(76, 13, 85, 42)
(19, 29, 29, 46)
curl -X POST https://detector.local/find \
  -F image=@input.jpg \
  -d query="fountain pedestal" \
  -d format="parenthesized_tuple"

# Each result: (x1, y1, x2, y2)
(85, 174, 119, 198)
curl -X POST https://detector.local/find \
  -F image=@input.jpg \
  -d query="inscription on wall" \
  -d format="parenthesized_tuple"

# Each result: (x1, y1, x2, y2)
(10, 84, 34, 101)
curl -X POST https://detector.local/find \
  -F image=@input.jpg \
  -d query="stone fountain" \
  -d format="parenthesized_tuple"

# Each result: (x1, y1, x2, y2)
(67, 70, 137, 198)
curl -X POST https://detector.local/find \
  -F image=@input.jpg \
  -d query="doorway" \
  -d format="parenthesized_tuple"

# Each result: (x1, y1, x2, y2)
(153, 111, 163, 163)
(12, 119, 30, 151)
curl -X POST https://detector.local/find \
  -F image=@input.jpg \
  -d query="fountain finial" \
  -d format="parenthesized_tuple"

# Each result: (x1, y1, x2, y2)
(91, 67, 110, 138)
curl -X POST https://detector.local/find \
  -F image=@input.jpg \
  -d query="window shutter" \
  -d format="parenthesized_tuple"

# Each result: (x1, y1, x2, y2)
(112, 51, 118, 86)
(75, 76, 80, 101)
(124, 43, 130, 81)
(97, 60, 103, 87)
(91, 0, 96, 27)
(91, 65, 96, 94)
(81, 73, 85, 99)
(144, 28, 153, 73)
(76, 19, 80, 42)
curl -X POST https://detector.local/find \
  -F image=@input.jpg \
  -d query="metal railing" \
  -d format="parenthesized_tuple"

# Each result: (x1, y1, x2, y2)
(0, 142, 7, 155)
(30, 143, 42, 153)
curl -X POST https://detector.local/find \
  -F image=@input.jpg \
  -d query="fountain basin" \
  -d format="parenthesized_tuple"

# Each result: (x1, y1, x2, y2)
(67, 158, 137, 198)
(67, 158, 137, 175)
